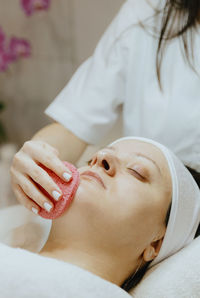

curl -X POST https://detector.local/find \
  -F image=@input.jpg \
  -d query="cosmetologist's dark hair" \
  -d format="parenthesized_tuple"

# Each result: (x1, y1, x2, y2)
(121, 165, 200, 293)
(140, 0, 200, 91)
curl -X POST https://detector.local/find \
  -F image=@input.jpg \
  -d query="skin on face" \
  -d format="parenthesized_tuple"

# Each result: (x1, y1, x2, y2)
(39, 139, 172, 285)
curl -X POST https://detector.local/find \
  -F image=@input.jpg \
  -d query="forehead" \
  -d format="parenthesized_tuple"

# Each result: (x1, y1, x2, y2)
(111, 139, 168, 173)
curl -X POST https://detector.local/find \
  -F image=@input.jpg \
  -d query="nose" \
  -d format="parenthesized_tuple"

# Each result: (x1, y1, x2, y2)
(91, 150, 116, 176)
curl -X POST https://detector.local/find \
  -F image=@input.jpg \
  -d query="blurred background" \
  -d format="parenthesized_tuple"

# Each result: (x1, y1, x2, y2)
(0, 0, 124, 206)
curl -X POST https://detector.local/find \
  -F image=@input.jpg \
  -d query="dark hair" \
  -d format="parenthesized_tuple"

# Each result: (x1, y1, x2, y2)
(121, 165, 200, 292)
(140, 0, 200, 91)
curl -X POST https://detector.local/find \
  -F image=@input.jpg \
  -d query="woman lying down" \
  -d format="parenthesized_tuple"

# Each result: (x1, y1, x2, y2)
(5, 136, 200, 293)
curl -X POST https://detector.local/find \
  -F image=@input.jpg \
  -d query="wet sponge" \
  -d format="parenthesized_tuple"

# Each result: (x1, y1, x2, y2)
(37, 161, 80, 219)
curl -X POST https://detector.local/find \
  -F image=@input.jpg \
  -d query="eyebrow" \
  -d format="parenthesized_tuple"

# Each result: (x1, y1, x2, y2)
(106, 146, 162, 175)
(135, 153, 162, 175)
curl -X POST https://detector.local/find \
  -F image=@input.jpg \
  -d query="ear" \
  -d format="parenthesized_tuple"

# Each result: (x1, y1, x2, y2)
(143, 235, 165, 262)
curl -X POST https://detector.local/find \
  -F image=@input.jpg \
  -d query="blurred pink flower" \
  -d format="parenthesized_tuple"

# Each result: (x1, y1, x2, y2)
(0, 49, 10, 72)
(21, 0, 51, 16)
(8, 37, 31, 62)
(0, 27, 6, 50)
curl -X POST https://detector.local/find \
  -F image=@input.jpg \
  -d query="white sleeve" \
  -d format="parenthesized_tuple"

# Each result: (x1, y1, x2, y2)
(44, 2, 132, 145)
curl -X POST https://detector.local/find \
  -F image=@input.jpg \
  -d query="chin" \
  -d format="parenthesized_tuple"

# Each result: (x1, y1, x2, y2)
(73, 181, 94, 203)
(70, 180, 104, 215)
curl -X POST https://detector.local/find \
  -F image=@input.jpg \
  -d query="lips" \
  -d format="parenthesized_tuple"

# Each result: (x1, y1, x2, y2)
(80, 170, 106, 189)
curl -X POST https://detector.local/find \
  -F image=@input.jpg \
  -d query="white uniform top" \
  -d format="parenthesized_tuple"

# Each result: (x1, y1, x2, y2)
(45, 0, 200, 172)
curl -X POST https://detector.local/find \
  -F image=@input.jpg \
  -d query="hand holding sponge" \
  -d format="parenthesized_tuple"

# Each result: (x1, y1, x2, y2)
(37, 161, 80, 219)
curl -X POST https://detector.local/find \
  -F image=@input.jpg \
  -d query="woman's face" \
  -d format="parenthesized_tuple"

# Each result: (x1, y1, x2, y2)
(53, 139, 172, 264)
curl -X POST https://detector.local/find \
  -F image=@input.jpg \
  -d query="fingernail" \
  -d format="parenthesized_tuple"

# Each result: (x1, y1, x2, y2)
(63, 172, 72, 182)
(32, 207, 38, 215)
(52, 190, 61, 201)
(44, 202, 53, 212)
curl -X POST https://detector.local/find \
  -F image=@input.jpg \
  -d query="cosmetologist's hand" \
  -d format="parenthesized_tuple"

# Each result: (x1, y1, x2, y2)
(10, 140, 72, 215)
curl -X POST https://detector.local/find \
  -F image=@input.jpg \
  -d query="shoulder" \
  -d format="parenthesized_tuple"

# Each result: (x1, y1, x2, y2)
(93, 0, 161, 60)
(111, 0, 159, 39)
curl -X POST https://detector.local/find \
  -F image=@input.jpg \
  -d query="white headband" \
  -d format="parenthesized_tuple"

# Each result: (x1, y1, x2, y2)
(109, 136, 200, 268)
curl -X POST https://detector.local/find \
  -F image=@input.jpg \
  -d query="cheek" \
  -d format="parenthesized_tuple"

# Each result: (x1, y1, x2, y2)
(107, 177, 150, 218)
(104, 178, 149, 229)
(106, 178, 161, 239)
(72, 175, 160, 246)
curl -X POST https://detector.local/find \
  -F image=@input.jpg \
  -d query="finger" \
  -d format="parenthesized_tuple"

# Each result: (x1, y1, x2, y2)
(23, 141, 73, 181)
(12, 161, 63, 202)
(12, 184, 41, 215)
(15, 172, 54, 212)
(23, 140, 58, 156)
(32, 150, 73, 182)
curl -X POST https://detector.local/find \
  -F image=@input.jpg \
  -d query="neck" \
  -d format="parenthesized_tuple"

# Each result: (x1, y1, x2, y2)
(39, 239, 137, 287)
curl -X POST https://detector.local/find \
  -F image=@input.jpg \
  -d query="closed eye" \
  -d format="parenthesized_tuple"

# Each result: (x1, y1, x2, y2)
(128, 168, 146, 181)
(86, 160, 147, 181)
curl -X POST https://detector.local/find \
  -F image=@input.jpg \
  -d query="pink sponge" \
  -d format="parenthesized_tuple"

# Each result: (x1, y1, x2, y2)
(37, 161, 80, 219)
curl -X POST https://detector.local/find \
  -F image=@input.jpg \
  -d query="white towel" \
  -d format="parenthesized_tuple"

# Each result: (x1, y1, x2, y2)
(0, 242, 131, 298)
(0, 204, 200, 297)
(0, 204, 52, 253)
(130, 235, 200, 298)
(0, 204, 131, 297)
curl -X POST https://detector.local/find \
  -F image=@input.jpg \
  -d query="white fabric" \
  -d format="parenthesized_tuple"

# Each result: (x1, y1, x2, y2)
(130, 236, 200, 298)
(44, 0, 200, 172)
(0, 228, 200, 298)
(109, 136, 200, 268)
(0, 204, 200, 297)
(0, 204, 52, 253)
(0, 206, 130, 297)
(0, 242, 131, 298)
